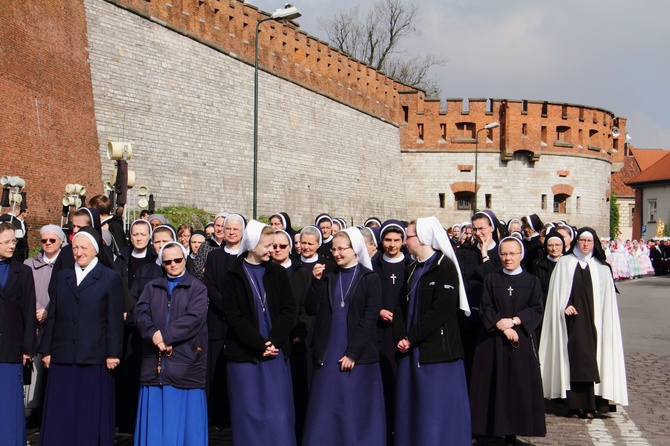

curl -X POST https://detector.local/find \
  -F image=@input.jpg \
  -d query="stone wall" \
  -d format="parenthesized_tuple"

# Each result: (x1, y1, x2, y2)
(84, 0, 405, 227)
(402, 150, 612, 235)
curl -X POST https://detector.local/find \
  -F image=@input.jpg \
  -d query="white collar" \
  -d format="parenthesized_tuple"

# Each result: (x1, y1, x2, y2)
(281, 258, 292, 269)
(224, 246, 239, 255)
(547, 254, 560, 263)
(503, 266, 523, 275)
(301, 254, 319, 264)
(131, 249, 147, 258)
(75, 257, 99, 285)
(382, 253, 405, 264)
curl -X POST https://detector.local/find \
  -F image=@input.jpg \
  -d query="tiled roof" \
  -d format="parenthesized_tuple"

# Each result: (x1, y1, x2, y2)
(629, 147, 669, 170)
(627, 151, 670, 185)
(612, 156, 640, 196)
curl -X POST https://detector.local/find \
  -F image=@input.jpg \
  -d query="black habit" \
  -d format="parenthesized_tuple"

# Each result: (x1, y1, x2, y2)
(469, 270, 546, 437)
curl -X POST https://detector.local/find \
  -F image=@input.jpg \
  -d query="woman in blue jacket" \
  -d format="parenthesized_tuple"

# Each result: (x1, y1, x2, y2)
(134, 241, 209, 446)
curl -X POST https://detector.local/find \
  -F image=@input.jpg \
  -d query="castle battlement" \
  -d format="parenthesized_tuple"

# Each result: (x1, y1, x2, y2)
(399, 93, 626, 164)
(109, 0, 415, 122)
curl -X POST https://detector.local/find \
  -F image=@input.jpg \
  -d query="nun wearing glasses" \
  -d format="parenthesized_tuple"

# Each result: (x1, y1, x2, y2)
(393, 216, 472, 446)
(469, 236, 546, 445)
(302, 227, 385, 446)
(221, 220, 297, 446)
(133, 241, 208, 445)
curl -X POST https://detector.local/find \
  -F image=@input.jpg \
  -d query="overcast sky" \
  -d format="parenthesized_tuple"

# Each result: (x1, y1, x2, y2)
(250, 0, 670, 149)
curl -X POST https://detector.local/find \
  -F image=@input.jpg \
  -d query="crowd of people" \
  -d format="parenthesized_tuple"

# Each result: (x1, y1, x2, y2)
(2, 194, 664, 445)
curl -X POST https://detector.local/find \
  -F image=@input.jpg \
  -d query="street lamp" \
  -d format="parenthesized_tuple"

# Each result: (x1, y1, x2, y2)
(253, 4, 301, 219)
(474, 121, 499, 212)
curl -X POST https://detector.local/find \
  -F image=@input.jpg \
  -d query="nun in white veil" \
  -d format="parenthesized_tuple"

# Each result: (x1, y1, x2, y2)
(393, 217, 472, 446)
(302, 227, 386, 446)
(221, 220, 297, 445)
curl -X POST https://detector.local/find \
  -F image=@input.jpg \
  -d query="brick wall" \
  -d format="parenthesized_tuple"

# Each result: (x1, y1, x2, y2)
(0, 0, 102, 245)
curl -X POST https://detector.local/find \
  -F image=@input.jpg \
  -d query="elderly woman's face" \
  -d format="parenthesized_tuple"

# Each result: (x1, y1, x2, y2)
(300, 234, 318, 258)
(131, 224, 151, 250)
(161, 245, 186, 276)
(224, 219, 243, 245)
(41, 231, 63, 257)
(72, 235, 96, 268)
(499, 240, 523, 271)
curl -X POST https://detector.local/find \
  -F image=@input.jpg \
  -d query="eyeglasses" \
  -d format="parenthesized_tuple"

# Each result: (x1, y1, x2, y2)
(162, 257, 185, 266)
(41, 238, 58, 244)
(577, 239, 594, 244)
(273, 243, 289, 250)
(500, 252, 521, 258)
(330, 247, 352, 254)
(0, 239, 18, 246)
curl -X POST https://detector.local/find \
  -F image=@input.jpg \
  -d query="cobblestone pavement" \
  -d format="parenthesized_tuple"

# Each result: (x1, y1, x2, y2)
(26, 276, 670, 445)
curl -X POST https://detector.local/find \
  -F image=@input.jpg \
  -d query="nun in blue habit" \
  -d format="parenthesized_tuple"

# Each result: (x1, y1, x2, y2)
(221, 220, 297, 446)
(133, 241, 209, 446)
(302, 227, 386, 446)
(393, 217, 472, 446)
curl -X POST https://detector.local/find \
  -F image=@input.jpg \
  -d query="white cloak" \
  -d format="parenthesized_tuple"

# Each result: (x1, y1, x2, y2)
(538, 254, 628, 405)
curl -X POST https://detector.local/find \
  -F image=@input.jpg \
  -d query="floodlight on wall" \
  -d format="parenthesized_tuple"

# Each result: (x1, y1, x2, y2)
(1, 175, 26, 189)
(612, 126, 620, 138)
(271, 4, 302, 20)
(137, 185, 149, 210)
(107, 142, 133, 160)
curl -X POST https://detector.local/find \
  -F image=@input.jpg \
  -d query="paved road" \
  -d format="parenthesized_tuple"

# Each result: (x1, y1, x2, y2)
(27, 275, 670, 445)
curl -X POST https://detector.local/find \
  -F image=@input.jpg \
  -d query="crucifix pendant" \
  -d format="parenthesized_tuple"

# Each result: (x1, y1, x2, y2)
(507, 286, 514, 296)
(390, 273, 397, 285)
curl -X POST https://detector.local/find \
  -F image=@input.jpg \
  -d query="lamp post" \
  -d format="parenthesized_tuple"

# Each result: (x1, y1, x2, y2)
(473, 121, 500, 212)
(253, 4, 301, 219)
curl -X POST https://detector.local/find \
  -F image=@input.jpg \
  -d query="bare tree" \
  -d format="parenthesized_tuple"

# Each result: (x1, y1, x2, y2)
(318, 0, 445, 96)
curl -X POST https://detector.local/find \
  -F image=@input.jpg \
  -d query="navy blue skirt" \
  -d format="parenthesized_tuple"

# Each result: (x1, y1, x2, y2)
(227, 357, 296, 446)
(134, 385, 208, 446)
(40, 364, 115, 446)
(395, 355, 471, 446)
(302, 361, 386, 446)
(0, 363, 25, 446)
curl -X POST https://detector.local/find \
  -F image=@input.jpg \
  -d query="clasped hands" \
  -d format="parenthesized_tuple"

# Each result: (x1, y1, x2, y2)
(496, 318, 519, 343)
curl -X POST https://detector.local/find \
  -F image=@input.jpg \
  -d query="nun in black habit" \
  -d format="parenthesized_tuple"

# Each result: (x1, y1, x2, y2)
(469, 236, 546, 444)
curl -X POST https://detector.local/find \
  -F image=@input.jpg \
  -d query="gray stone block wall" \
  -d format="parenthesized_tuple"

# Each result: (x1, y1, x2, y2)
(84, 0, 405, 227)
(403, 150, 612, 235)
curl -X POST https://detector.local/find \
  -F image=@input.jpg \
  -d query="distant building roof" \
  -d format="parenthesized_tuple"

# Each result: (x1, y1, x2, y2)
(629, 147, 669, 170)
(612, 156, 640, 197)
(627, 151, 670, 186)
